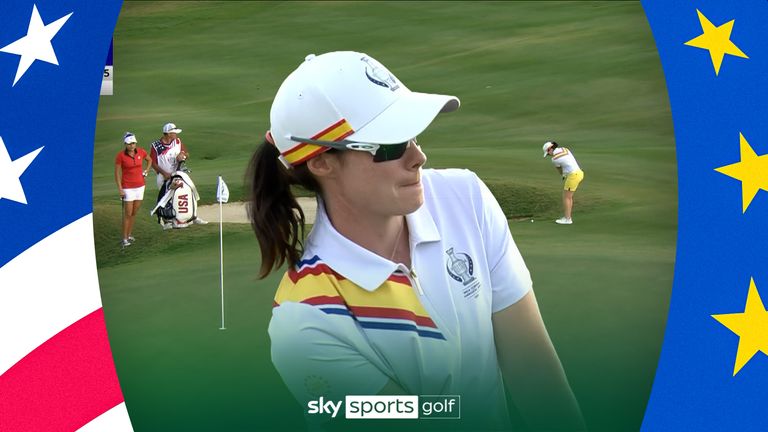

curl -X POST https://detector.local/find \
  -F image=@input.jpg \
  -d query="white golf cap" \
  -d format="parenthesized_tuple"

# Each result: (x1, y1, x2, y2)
(123, 132, 137, 144)
(269, 51, 460, 166)
(542, 141, 555, 157)
(163, 122, 182, 134)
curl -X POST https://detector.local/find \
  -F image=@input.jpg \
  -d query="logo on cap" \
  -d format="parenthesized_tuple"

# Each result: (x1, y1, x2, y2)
(361, 56, 400, 92)
(163, 123, 182, 134)
(123, 132, 137, 144)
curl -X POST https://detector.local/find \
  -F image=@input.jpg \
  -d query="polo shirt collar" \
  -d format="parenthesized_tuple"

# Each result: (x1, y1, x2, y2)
(307, 197, 440, 291)
(405, 198, 440, 245)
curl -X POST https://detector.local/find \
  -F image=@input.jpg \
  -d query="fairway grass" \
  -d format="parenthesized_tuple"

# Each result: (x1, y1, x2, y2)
(96, 2, 675, 430)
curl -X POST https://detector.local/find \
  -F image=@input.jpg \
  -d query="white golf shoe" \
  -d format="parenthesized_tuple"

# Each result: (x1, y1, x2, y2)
(121, 239, 131, 248)
(193, 217, 208, 225)
(162, 222, 173, 230)
(555, 217, 573, 225)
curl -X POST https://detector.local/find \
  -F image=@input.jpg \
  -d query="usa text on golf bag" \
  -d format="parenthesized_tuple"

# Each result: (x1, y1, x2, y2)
(151, 171, 200, 226)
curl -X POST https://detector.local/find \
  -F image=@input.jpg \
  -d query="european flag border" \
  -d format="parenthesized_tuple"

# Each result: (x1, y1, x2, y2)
(642, 2, 768, 430)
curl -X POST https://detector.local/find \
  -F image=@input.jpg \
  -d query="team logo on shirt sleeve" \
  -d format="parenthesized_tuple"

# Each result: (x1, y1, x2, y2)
(445, 248, 481, 299)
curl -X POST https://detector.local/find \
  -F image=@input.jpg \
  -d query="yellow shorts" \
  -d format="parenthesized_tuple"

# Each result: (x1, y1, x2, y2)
(564, 170, 584, 191)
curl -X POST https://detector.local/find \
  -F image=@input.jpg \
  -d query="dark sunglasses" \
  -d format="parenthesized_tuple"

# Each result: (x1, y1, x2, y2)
(290, 136, 415, 163)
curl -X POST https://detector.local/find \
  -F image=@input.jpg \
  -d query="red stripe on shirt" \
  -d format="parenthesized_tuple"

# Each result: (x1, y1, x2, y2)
(349, 305, 438, 328)
(289, 296, 437, 329)
(288, 263, 346, 283)
(388, 273, 412, 286)
(301, 295, 346, 306)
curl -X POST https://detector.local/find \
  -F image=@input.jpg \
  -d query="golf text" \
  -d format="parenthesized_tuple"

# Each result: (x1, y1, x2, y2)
(306, 395, 460, 419)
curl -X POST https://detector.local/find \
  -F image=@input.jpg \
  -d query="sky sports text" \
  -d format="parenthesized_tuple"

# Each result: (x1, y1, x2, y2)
(307, 395, 460, 419)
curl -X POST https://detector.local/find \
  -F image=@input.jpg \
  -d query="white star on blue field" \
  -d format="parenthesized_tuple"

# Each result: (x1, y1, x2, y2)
(0, 4, 72, 86)
(0, 136, 43, 205)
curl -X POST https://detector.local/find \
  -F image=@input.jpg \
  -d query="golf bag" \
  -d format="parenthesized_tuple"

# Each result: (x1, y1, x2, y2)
(151, 170, 201, 228)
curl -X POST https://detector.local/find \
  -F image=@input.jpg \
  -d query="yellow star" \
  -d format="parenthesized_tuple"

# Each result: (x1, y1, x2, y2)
(684, 9, 748, 75)
(714, 133, 768, 213)
(712, 278, 768, 376)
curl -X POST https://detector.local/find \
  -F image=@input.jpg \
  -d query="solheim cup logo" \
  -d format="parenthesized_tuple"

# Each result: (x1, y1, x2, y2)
(361, 55, 400, 91)
(445, 248, 480, 299)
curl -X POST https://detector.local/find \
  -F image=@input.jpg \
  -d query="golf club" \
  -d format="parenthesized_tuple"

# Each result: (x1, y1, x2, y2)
(120, 196, 126, 249)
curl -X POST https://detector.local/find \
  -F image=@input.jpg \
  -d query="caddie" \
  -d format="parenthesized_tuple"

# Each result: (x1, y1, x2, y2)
(150, 122, 189, 189)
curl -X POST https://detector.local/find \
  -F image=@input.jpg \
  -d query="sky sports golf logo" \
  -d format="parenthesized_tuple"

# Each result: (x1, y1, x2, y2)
(307, 395, 460, 419)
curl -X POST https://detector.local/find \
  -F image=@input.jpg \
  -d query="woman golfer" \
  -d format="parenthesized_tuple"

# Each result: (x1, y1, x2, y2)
(544, 141, 585, 224)
(248, 52, 583, 430)
(114, 132, 151, 247)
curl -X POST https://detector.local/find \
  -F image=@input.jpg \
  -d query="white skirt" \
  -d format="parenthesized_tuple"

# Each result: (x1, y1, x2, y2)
(122, 186, 145, 201)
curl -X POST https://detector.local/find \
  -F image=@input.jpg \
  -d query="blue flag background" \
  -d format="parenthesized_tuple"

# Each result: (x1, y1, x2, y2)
(641, 1, 768, 430)
(0, 1, 121, 267)
(0, 2, 128, 430)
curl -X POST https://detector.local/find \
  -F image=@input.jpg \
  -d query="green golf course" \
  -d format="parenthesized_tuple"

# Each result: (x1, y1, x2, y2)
(94, 2, 676, 431)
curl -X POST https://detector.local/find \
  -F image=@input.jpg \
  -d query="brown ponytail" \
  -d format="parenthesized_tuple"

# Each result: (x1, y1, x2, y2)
(246, 140, 322, 279)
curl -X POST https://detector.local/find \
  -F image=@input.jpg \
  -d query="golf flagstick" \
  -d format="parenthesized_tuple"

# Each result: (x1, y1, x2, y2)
(217, 176, 230, 330)
(219, 192, 224, 330)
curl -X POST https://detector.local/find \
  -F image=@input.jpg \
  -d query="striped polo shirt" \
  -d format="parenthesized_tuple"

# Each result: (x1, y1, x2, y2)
(269, 168, 532, 427)
(550, 147, 582, 174)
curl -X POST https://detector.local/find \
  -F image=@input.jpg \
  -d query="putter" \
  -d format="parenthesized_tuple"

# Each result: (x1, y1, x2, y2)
(120, 196, 126, 249)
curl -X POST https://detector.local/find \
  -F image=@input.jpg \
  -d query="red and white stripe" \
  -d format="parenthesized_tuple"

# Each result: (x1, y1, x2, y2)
(0, 215, 133, 431)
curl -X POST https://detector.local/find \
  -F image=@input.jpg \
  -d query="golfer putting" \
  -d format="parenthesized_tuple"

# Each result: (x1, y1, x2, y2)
(543, 140, 584, 224)
(248, 51, 584, 430)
